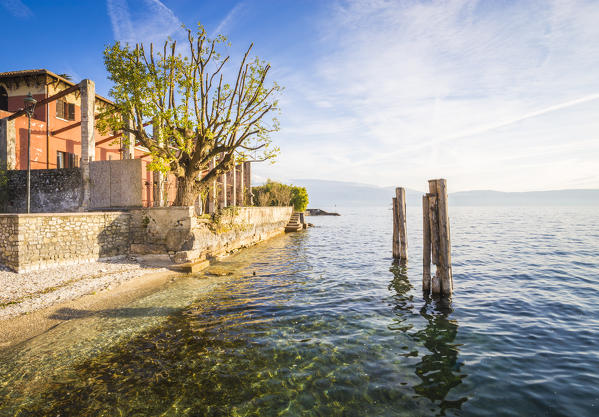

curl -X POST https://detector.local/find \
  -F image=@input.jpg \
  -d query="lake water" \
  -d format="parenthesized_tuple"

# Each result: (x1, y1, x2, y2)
(1, 206, 598, 416)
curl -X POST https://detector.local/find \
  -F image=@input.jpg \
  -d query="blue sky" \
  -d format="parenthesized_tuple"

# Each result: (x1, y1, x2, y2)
(2, 0, 598, 192)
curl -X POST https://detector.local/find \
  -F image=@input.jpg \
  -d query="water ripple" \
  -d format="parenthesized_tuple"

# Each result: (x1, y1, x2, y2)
(0, 206, 598, 416)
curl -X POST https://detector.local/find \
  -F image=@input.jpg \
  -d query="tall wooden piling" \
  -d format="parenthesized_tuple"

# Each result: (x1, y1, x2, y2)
(423, 179, 452, 296)
(396, 188, 408, 260)
(392, 197, 399, 258)
(392, 187, 407, 262)
(422, 195, 431, 293)
(434, 179, 453, 293)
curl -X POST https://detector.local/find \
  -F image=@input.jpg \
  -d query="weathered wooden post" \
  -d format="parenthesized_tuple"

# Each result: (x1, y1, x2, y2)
(434, 179, 452, 294)
(428, 191, 441, 294)
(392, 187, 408, 261)
(392, 196, 399, 258)
(422, 194, 431, 293)
(396, 187, 408, 260)
(423, 179, 453, 296)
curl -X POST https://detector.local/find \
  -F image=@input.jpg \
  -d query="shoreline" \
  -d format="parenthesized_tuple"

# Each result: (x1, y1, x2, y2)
(0, 259, 184, 350)
(0, 220, 292, 350)
(0, 228, 290, 350)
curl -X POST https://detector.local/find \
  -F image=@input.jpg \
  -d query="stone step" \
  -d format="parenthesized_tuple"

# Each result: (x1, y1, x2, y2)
(285, 223, 303, 232)
(285, 212, 304, 233)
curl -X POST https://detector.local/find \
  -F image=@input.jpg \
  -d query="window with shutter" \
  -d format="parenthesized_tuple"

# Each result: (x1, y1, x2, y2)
(57, 151, 65, 169)
(56, 99, 64, 118)
(67, 103, 75, 120)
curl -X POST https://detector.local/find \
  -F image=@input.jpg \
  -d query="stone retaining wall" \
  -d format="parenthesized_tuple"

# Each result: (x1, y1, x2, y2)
(0, 215, 19, 268)
(129, 206, 195, 254)
(0, 212, 130, 273)
(172, 206, 293, 264)
(0, 207, 293, 273)
(129, 206, 293, 263)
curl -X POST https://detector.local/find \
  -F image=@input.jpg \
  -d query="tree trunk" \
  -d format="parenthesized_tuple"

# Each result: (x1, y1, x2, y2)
(174, 174, 199, 206)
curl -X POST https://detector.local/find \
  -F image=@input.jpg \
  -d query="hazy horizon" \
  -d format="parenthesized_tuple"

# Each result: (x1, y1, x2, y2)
(286, 178, 599, 207)
(283, 177, 599, 194)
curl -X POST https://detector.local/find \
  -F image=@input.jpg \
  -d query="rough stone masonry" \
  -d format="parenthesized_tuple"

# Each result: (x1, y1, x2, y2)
(0, 206, 294, 273)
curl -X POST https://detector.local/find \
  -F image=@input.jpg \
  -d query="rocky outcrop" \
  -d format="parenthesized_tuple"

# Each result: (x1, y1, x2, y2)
(306, 208, 340, 216)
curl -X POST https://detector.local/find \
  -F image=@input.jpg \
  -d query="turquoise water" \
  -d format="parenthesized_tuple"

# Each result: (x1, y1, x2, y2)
(1, 206, 598, 416)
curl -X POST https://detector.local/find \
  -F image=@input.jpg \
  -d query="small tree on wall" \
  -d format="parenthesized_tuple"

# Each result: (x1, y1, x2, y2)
(97, 23, 281, 206)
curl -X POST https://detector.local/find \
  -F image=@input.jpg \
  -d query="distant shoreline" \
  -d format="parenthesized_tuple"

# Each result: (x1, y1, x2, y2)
(291, 179, 599, 207)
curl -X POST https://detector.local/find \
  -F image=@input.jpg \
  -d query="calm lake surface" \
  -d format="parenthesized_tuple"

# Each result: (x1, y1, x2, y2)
(1, 206, 598, 416)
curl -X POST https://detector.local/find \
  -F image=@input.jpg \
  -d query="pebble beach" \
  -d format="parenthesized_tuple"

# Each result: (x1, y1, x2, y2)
(0, 257, 170, 320)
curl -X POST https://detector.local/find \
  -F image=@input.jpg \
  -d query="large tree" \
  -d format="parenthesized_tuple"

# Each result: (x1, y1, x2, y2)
(97, 24, 281, 206)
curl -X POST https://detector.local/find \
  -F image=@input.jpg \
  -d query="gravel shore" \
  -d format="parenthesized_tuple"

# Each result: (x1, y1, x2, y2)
(0, 257, 171, 320)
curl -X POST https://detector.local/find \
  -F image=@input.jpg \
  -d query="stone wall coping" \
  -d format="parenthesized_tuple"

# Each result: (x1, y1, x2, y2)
(0, 206, 293, 218)
(219, 206, 293, 211)
(0, 211, 128, 218)
(131, 206, 193, 211)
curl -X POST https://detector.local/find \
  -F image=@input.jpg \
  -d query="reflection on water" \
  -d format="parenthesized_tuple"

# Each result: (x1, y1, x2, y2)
(389, 262, 467, 415)
(1, 206, 599, 416)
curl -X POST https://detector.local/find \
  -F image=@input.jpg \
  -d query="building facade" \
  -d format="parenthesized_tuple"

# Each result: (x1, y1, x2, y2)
(0, 69, 123, 170)
(0, 69, 250, 211)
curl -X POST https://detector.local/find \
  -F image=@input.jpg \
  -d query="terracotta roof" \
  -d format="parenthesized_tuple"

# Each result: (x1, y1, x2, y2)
(0, 69, 48, 77)
(0, 69, 113, 104)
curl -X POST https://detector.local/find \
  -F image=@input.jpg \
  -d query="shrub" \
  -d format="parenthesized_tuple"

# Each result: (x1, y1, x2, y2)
(290, 186, 309, 212)
(253, 180, 309, 212)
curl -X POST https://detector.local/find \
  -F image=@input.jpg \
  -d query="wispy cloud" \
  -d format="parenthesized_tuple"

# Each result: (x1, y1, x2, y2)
(106, 0, 183, 44)
(0, 0, 32, 18)
(388, 92, 599, 155)
(213, 2, 245, 37)
(106, 0, 134, 42)
(258, 0, 599, 191)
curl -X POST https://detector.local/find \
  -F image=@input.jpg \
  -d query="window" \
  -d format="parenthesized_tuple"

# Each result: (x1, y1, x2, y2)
(57, 151, 64, 169)
(57, 151, 79, 169)
(56, 99, 75, 120)
(0, 86, 7, 111)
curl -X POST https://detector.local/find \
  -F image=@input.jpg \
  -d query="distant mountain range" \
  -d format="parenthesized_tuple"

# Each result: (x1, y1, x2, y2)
(288, 179, 599, 207)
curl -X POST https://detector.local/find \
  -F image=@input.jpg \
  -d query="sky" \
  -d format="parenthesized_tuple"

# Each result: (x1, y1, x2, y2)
(1, 0, 598, 192)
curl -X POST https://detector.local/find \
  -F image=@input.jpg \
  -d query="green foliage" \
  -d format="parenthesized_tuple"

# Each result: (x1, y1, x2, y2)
(253, 180, 308, 212)
(97, 22, 282, 206)
(290, 186, 309, 212)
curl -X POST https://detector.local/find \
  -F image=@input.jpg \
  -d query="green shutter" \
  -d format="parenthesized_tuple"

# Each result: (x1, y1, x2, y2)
(56, 99, 64, 118)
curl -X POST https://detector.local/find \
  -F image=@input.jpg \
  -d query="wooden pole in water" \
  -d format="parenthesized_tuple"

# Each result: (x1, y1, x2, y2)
(422, 194, 431, 293)
(435, 179, 452, 295)
(392, 197, 399, 258)
(426, 179, 452, 296)
(427, 190, 441, 295)
(396, 187, 408, 261)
